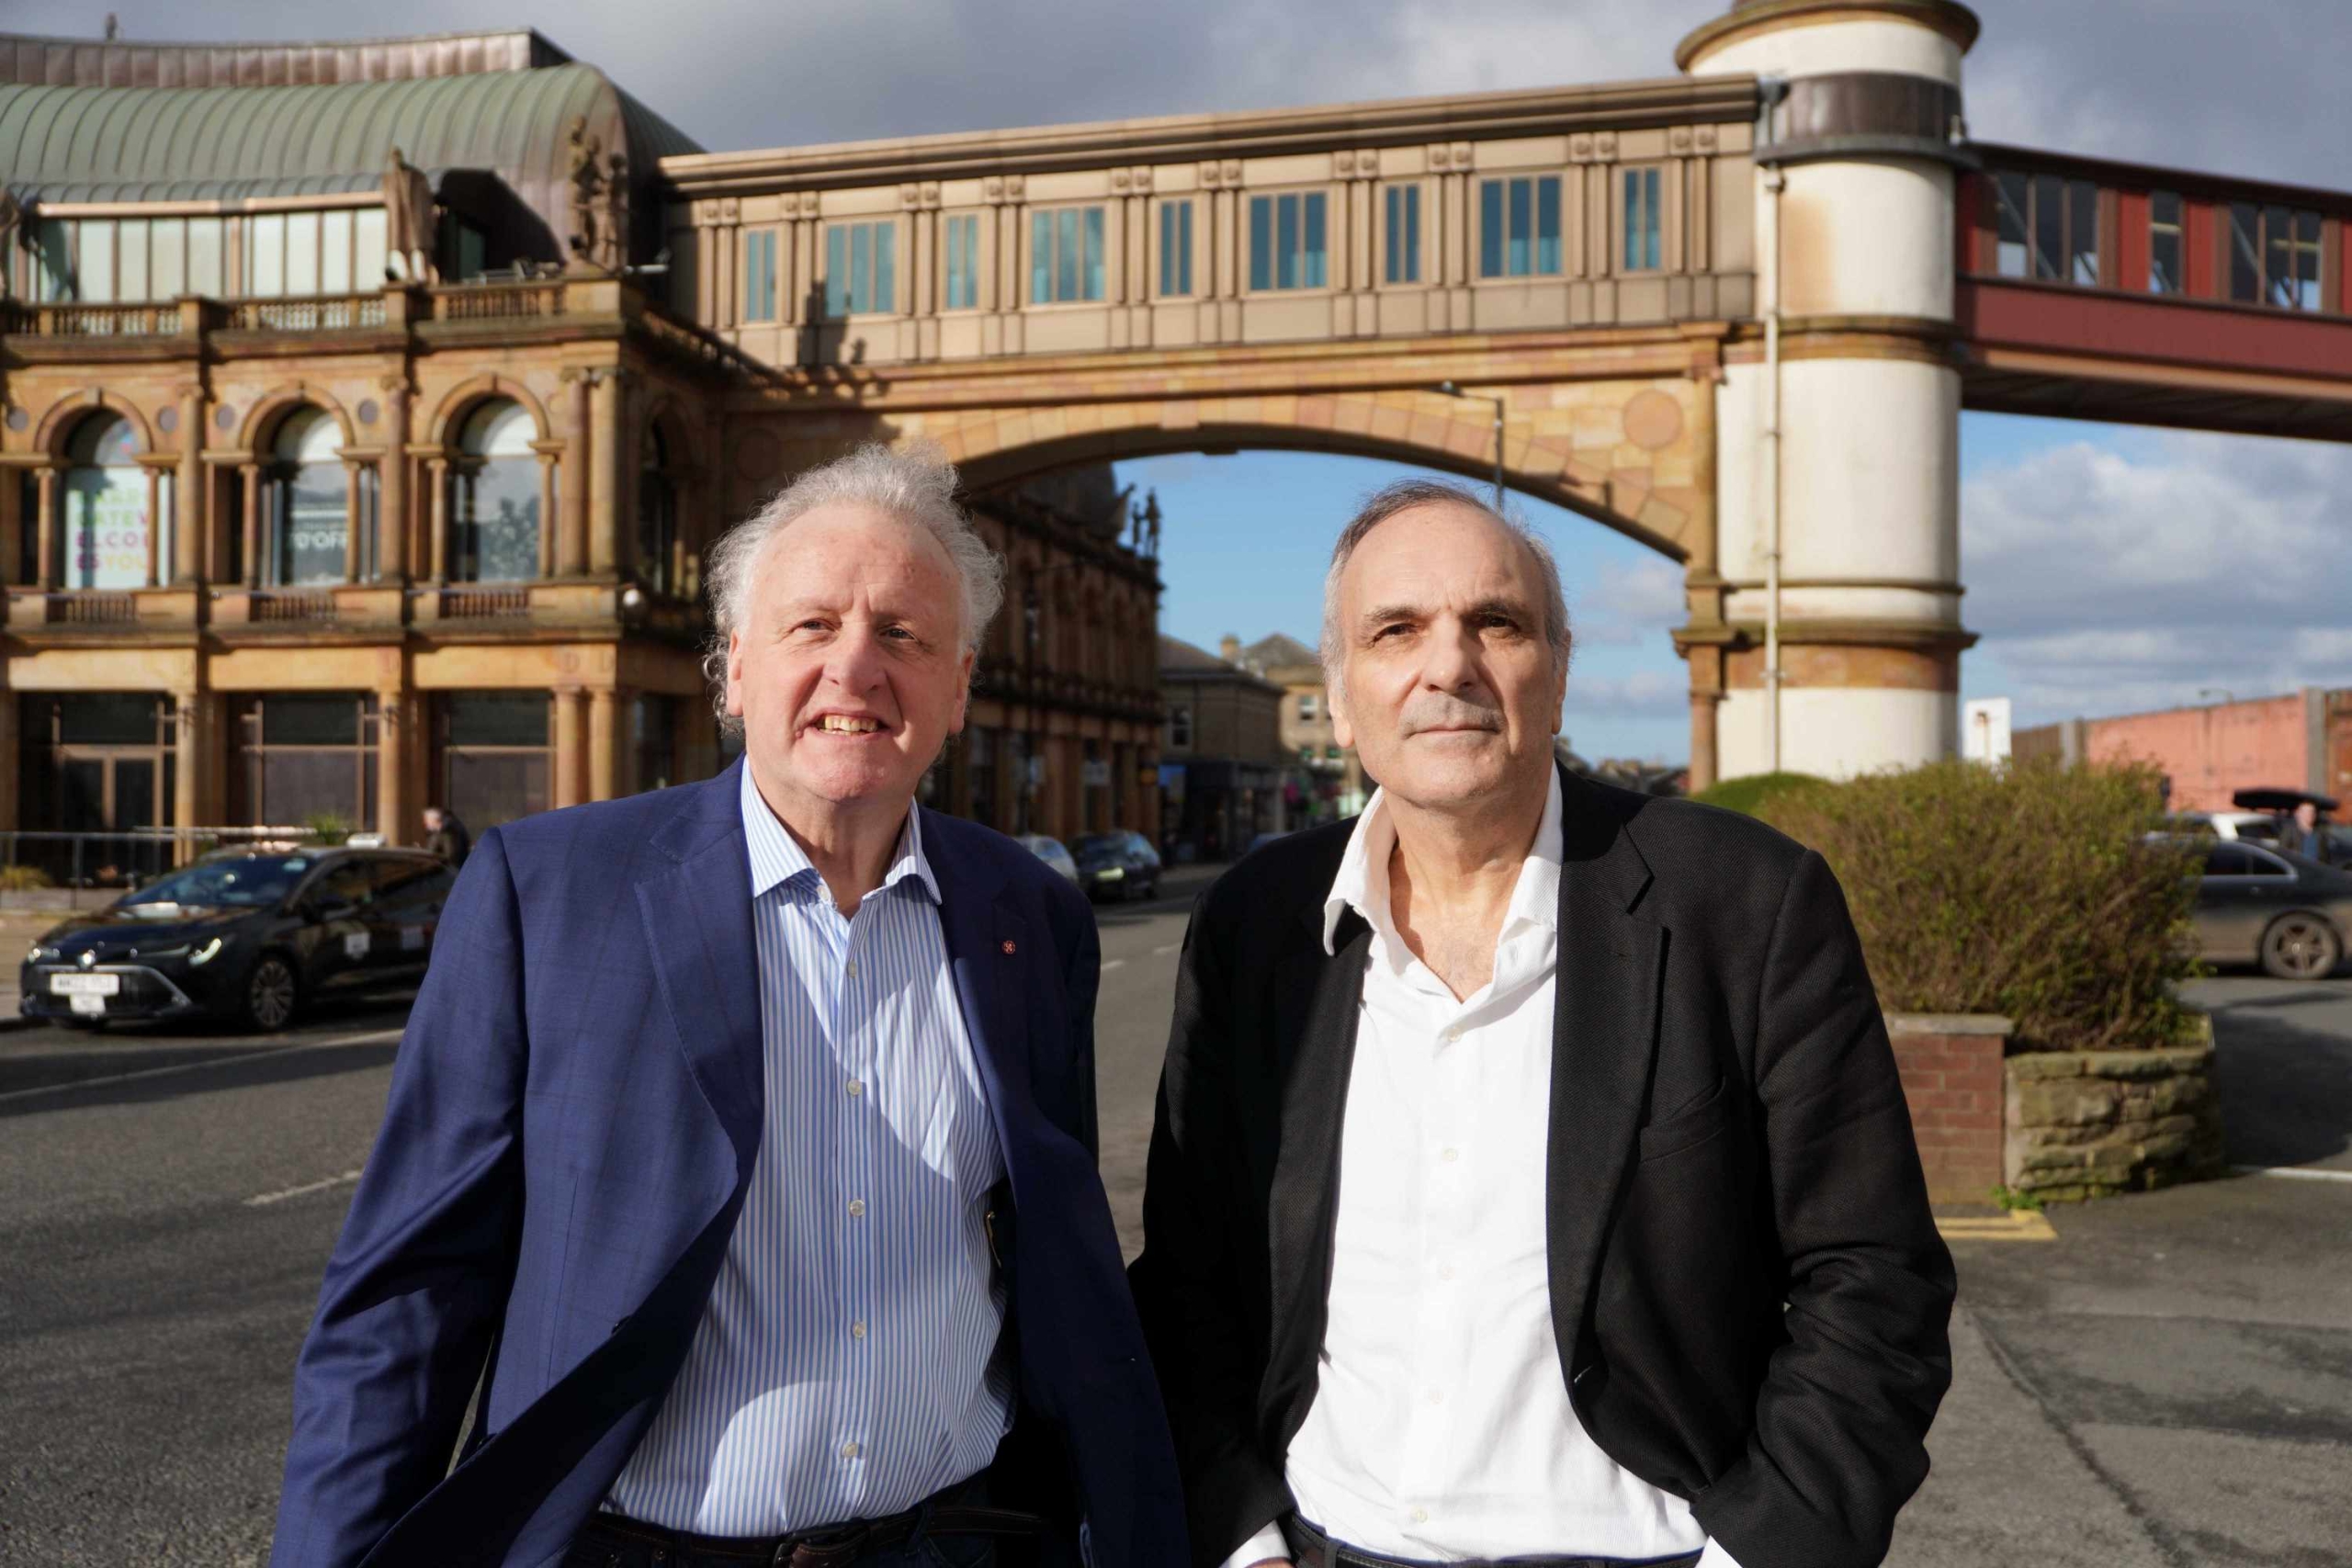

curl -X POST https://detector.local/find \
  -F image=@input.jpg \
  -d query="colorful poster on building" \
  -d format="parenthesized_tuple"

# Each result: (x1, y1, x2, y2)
(64, 466, 148, 590)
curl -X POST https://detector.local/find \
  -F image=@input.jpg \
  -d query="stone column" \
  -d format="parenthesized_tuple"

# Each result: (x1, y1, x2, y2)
(426, 457, 450, 582)
(589, 369, 623, 574)
(1688, 683, 1722, 795)
(378, 388, 409, 583)
(174, 691, 202, 854)
(588, 687, 618, 802)
(175, 385, 204, 584)
(239, 463, 262, 587)
(0, 462, 19, 587)
(34, 467, 57, 590)
(561, 372, 591, 575)
(377, 690, 408, 843)
(343, 461, 364, 582)
(552, 687, 587, 809)
(536, 451, 560, 579)
(143, 467, 164, 586)
(0, 688, 18, 843)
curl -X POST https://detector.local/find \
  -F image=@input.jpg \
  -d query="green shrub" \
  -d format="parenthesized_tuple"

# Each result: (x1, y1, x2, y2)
(304, 811, 355, 847)
(0, 863, 53, 891)
(1690, 771, 1829, 818)
(1759, 758, 2203, 1054)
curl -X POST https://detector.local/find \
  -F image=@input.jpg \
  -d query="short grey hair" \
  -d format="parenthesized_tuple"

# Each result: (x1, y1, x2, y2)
(1318, 478, 1572, 691)
(701, 442, 1006, 718)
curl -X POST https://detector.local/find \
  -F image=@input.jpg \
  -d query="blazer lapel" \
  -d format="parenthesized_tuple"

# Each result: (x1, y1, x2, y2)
(1545, 767, 1665, 1387)
(928, 814, 1036, 1189)
(1261, 908, 1371, 1450)
(635, 765, 764, 1178)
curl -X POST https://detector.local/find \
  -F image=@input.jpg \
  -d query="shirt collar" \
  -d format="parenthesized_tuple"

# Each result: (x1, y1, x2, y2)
(1323, 766, 1564, 958)
(739, 761, 941, 907)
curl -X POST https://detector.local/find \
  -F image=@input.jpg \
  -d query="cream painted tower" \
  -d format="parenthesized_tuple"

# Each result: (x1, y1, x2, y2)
(1676, 0, 1981, 780)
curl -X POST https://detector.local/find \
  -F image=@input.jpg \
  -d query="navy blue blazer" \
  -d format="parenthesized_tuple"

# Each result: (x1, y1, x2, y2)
(270, 761, 1186, 1568)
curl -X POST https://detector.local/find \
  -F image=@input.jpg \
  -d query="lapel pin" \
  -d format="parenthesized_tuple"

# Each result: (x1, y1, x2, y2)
(1001, 940, 1017, 955)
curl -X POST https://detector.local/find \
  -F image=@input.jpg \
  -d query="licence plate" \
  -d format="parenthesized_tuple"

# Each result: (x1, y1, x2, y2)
(69, 993, 107, 1015)
(51, 973, 120, 997)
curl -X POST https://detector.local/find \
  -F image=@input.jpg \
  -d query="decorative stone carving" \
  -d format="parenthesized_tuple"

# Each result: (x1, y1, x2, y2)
(383, 147, 437, 282)
(1696, 126, 1718, 152)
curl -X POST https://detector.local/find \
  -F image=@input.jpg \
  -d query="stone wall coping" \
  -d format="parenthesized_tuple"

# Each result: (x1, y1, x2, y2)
(2007, 1043, 2214, 1080)
(1886, 1012, 2013, 1036)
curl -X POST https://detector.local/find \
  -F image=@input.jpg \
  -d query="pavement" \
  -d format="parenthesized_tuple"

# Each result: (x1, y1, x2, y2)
(1, 881, 2346, 1566)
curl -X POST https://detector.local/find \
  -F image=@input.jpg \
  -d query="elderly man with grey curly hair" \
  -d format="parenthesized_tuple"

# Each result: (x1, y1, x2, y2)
(272, 444, 1187, 1568)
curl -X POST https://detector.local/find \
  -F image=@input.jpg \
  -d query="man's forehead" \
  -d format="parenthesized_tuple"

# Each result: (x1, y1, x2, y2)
(1344, 505, 1540, 600)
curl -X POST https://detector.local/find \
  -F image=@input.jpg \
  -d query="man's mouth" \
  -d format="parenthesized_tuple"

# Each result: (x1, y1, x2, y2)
(816, 715, 888, 734)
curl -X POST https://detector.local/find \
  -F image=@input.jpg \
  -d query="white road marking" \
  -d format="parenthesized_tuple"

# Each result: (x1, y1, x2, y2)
(246, 1168, 364, 1207)
(2233, 1163, 2352, 1184)
(1152, 943, 1181, 956)
(1101, 959, 1126, 971)
(0, 1026, 404, 1105)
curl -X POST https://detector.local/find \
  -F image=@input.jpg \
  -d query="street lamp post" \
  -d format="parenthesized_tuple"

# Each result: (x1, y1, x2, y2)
(1433, 380, 1507, 512)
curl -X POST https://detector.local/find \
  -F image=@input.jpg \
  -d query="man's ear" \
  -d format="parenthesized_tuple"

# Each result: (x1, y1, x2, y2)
(950, 648, 974, 734)
(723, 629, 746, 717)
(1330, 673, 1354, 750)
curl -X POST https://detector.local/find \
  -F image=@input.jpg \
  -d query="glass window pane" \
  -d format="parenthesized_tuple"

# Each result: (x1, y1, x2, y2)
(82, 220, 116, 302)
(2030, 175, 2064, 281)
(118, 219, 149, 301)
(1052, 209, 1076, 301)
(152, 217, 186, 298)
(286, 210, 321, 295)
(1405, 186, 1420, 283)
(1276, 194, 1299, 289)
(63, 427, 147, 590)
(2148, 190, 2181, 294)
(1509, 178, 1532, 276)
(851, 222, 871, 313)
(187, 218, 224, 296)
(1083, 206, 1104, 300)
(2067, 181, 2098, 285)
(1250, 196, 1272, 291)
(2228, 203, 2261, 301)
(355, 207, 387, 289)
(321, 210, 352, 294)
(1479, 180, 1503, 278)
(1385, 186, 1402, 283)
(827, 224, 850, 317)
(1303, 193, 1326, 288)
(251, 213, 287, 297)
(1181, 201, 1193, 293)
(872, 224, 894, 312)
(1162, 205, 1180, 295)
(34, 218, 73, 300)
(446, 694, 549, 748)
(1032, 211, 1051, 304)
(263, 695, 360, 746)
(1995, 172, 2030, 277)
(1538, 176, 1563, 274)
(2295, 210, 2323, 310)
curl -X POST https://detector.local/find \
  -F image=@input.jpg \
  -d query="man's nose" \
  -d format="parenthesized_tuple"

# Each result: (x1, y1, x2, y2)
(1420, 616, 1485, 691)
(823, 623, 890, 688)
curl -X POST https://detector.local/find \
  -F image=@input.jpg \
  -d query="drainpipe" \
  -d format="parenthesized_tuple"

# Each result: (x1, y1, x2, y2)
(1758, 76, 1789, 774)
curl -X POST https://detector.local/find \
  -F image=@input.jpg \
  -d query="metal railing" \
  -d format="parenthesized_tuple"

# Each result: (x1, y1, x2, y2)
(220, 293, 388, 333)
(2, 827, 319, 908)
(0, 299, 180, 337)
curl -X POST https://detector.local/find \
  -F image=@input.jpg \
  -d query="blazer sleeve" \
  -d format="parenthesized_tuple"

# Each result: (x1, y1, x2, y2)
(1060, 886, 1102, 1162)
(1134, 896, 1294, 1567)
(268, 828, 531, 1568)
(1690, 848, 1958, 1568)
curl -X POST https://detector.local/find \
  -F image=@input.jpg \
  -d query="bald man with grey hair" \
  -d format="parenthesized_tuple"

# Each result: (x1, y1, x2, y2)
(1136, 477, 1953, 1568)
(275, 442, 1186, 1568)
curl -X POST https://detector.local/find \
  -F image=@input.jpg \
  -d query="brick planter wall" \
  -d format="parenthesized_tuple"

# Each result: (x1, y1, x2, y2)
(1885, 1014, 2009, 1203)
(2003, 1018, 2225, 1201)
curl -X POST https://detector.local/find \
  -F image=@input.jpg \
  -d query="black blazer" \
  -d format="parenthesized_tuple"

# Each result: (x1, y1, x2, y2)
(1132, 766, 1955, 1568)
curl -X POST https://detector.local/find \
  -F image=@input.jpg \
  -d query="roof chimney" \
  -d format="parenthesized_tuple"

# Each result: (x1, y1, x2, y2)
(1219, 635, 1241, 664)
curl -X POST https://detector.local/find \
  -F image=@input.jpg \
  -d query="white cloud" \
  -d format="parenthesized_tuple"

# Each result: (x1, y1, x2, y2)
(1569, 557, 1687, 647)
(1564, 668, 1686, 717)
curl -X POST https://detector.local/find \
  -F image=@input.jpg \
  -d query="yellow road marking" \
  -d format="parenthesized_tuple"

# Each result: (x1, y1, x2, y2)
(1938, 1209, 2057, 1242)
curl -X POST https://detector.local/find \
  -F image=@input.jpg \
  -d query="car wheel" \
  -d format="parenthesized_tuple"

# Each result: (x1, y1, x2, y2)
(2259, 914, 2342, 981)
(243, 954, 301, 1032)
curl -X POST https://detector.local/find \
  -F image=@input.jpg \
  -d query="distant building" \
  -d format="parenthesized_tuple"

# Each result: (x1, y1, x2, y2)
(2014, 687, 2352, 810)
(1224, 631, 1366, 823)
(1158, 636, 1284, 861)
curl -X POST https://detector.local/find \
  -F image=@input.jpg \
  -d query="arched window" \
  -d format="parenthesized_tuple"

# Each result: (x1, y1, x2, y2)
(266, 408, 348, 586)
(638, 423, 680, 594)
(62, 414, 148, 590)
(451, 400, 539, 583)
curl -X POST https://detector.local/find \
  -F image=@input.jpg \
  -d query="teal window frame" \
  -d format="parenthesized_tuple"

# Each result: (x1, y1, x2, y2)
(1029, 205, 1107, 304)
(1384, 184, 1421, 284)
(1477, 175, 1563, 278)
(743, 229, 778, 321)
(1247, 191, 1329, 292)
(1159, 199, 1194, 297)
(1622, 167, 1662, 273)
(823, 220, 897, 317)
(943, 213, 981, 310)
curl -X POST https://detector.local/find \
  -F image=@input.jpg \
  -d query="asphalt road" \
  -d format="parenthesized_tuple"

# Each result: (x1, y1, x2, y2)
(1, 905, 2346, 1566)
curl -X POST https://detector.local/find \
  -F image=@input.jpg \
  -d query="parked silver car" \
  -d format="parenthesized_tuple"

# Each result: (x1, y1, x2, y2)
(1014, 834, 1080, 886)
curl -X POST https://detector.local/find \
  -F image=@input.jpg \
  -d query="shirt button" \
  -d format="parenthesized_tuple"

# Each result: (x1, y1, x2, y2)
(846, 1078, 865, 1098)
(1441, 1147, 1459, 1164)
(1442, 1026, 1462, 1043)
(847, 1198, 866, 1218)
(1438, 1264, 1455, 1281)
(851, 1320, 867, 1339)
(1426, 1389, 1443, 1405)
(841, 1440, 861, 1459)
(845, 958, 859, 978)
(1409, 1506, 1430, 1524)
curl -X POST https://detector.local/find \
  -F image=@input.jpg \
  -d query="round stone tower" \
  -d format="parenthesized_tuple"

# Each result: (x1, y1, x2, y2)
(1676, 0, 1982, 781)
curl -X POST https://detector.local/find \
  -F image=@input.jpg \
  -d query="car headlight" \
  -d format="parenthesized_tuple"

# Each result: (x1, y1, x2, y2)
(1095, 865, 1125, 879)
(25, 944, 57, 964)
(189, 936, 228, 967)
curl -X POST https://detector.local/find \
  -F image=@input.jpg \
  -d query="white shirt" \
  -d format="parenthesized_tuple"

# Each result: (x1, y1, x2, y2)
(606, 768, 1012, 1533)
(1222, 773, 1738, 1568)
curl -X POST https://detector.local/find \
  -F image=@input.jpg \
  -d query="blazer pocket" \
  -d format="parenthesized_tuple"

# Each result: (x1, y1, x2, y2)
(1636, 1076, 1731, 1163)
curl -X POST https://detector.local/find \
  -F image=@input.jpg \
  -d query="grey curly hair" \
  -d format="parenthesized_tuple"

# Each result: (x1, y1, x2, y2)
(700, 443, 1006, 726)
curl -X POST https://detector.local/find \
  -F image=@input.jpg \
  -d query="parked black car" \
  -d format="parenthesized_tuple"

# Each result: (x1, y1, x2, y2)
(1069, 830, 1161, 902)
(20, 847, 456, 1032)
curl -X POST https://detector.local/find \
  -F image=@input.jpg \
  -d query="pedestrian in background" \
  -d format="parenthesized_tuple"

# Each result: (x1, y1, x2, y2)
(2283, 800, 2326, 860)
(421, 804, 469, 868)
(271, 445, 1183, 1568)
(1136, 479, 1954, 1568)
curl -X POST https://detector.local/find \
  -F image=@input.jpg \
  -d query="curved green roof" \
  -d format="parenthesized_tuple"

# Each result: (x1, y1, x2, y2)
(0, 61, 698, 218)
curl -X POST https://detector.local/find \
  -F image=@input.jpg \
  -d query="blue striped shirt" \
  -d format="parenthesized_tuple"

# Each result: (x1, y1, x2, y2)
(605, 766, 1012, 1534)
